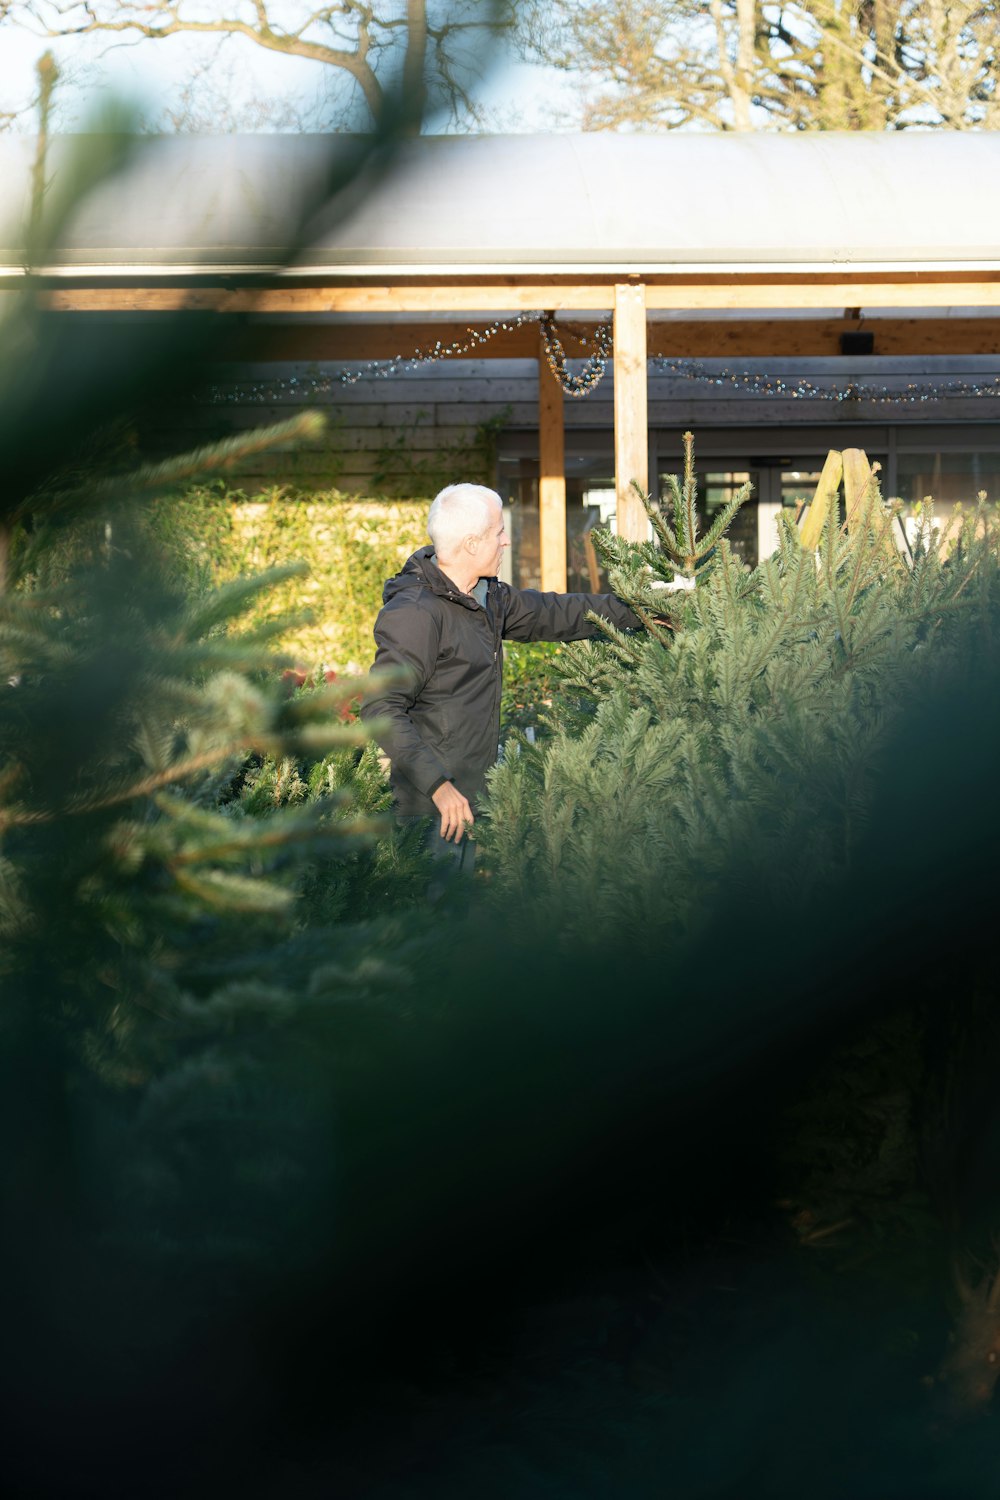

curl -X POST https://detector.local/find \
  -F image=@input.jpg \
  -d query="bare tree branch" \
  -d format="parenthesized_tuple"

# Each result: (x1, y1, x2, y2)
(518, 0, 1000, 130)
(7, 0, 512, 129)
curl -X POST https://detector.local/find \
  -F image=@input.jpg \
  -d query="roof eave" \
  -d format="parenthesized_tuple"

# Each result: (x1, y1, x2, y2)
(5, 258, 1000, 279)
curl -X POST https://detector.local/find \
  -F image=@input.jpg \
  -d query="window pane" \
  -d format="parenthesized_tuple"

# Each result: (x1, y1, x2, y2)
(780, 471, 823, 510)
(895, 452, 1000, 506)
(660, 470, 759, 567)
(498, 467, 615, 591)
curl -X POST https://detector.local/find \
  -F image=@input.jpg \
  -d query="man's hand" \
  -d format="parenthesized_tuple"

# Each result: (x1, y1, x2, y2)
(431, 781, 474, 843)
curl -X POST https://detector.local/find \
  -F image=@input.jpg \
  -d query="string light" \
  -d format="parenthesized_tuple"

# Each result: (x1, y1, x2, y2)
(650, 356, 1000, 406)
(205, 312, 546, 404)
(539, 315, 614, 397)
(202, 316, 1000, 407)
(204, 311, 615, 404)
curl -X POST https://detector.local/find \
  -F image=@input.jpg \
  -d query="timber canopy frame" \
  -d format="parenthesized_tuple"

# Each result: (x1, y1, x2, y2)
(3, 132, 999, 588)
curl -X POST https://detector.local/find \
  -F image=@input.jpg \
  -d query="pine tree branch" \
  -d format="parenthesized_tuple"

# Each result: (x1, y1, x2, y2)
(3, 722, 365, 827)
(698, 480, 755, 559)
(635, 481, 680, 559)
(177, 562, 311, 642)
(166, 813, 386, 869)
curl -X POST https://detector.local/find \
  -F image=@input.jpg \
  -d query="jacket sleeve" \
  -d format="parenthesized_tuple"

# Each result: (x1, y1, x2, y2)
(499, 584, 643, 643)
(359, 601, 450, 798)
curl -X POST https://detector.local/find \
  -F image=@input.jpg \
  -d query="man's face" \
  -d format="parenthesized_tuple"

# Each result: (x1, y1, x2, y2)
(476, 503, 511, 578)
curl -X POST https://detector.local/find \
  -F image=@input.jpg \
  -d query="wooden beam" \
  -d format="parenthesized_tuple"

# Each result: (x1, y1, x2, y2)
(206, 316, 1000, 363)
(841, 448, 903, 571)
(613, 283, 648, 543)
(538, 328, 567, 592)
(30, 315, 1000, 361)
(648, 317, 1000, 358)
(644, 282, 1000, 311)
(34, 286, 618, 314)
(223, 316, 1000, 362)
(21, 276, 1000, 315)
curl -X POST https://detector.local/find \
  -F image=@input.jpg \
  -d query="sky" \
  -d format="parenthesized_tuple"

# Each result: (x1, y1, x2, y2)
(0, 13, 573, 133)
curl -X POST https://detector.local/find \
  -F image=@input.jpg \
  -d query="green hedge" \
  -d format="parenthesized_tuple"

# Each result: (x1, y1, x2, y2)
(153, 483, 431, 673)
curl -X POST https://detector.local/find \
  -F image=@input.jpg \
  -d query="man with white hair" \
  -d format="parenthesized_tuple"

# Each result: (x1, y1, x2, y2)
(360, 482, 642, 864)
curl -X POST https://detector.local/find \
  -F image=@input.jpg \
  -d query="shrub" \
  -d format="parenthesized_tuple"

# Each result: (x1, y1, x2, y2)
(150, 483, 430, 674)
(499, 640, 565, 736)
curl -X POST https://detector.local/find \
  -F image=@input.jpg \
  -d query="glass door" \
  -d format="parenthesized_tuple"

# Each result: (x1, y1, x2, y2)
(658, 467, 761, 567)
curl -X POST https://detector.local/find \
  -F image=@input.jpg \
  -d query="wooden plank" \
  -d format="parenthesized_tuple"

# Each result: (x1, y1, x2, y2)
(434, 402, 538, 425)
(613, 283, 649, 541)
(799, 450, 843, 548)
(842, 448, 876, 529)
(35, 286, 617, 314)
(841, 448, 903, 569)
(159, 417, 481, 453)
(648, 398, 1000, 427)
(211, 316, 1000, 361)
(538, 328, 567, 592)
(178, 403, 439, 427)
(645, 283, 1000, 311)
(648, 318, 1000, 358)
(206, 378, 538, 404)
(36, 314, 1000, 360)
(328, 426, 485, 452)
(24, 277, 1000, 315)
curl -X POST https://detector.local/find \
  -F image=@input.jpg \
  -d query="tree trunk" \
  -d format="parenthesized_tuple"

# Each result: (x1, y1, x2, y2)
(710, 0, 755, 130)
(401, 0, 429, 132)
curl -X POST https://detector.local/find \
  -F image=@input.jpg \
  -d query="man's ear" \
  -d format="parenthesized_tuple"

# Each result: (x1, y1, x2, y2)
(464, 532, 480, 555)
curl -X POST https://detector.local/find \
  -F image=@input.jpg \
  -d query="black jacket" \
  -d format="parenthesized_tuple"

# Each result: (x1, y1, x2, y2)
(360, 546, 642, 816)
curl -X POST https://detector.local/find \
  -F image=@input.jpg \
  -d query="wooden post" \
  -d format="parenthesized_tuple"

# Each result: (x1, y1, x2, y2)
(842, 448, 906, 570)
(613, 283, 648, 541)
(799, 449, 844, 549)
(842, 448, 875, 529)
(538, 328, 567, 592)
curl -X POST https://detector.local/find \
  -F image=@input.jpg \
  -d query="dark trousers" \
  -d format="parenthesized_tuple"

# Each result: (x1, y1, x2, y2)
(398, 814, 478, 883)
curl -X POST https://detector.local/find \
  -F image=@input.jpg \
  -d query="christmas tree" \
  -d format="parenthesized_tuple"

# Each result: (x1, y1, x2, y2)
(485, 433, 1000, 950)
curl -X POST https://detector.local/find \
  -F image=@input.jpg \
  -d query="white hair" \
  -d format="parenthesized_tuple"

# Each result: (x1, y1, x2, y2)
(427, 483, 502, 559)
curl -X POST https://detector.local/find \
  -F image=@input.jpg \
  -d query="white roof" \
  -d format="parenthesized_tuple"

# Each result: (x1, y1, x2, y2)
(1, 132, 998, 277)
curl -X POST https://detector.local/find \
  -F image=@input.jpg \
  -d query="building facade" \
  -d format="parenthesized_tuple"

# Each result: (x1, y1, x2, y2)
(3, 131, 999, 590)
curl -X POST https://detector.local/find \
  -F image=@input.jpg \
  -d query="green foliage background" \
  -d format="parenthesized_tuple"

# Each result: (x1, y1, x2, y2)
(150, 484, 431, 673)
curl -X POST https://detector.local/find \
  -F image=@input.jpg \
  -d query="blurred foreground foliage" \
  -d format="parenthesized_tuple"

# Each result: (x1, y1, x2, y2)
(5, 126, 1000, 1493)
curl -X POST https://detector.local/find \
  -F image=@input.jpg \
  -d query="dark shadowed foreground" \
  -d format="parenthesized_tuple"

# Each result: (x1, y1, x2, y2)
(4, 126, 1000, 1500)
(4, 628, 1000, 1500)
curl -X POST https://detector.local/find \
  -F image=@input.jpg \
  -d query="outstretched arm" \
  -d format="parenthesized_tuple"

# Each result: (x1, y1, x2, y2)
(500, 584, 642, 644)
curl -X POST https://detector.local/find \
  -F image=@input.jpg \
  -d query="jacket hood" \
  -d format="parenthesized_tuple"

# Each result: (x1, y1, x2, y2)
(382, 546, 481, 610)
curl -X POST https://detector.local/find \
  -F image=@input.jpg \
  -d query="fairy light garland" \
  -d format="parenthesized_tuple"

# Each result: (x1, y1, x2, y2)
(205, 311, 546, 404)
(650, 356, 1000, 405)
(204, 311, 616, 404)
(202, 314, 1000, 407)
(539, 315, 614, 397)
